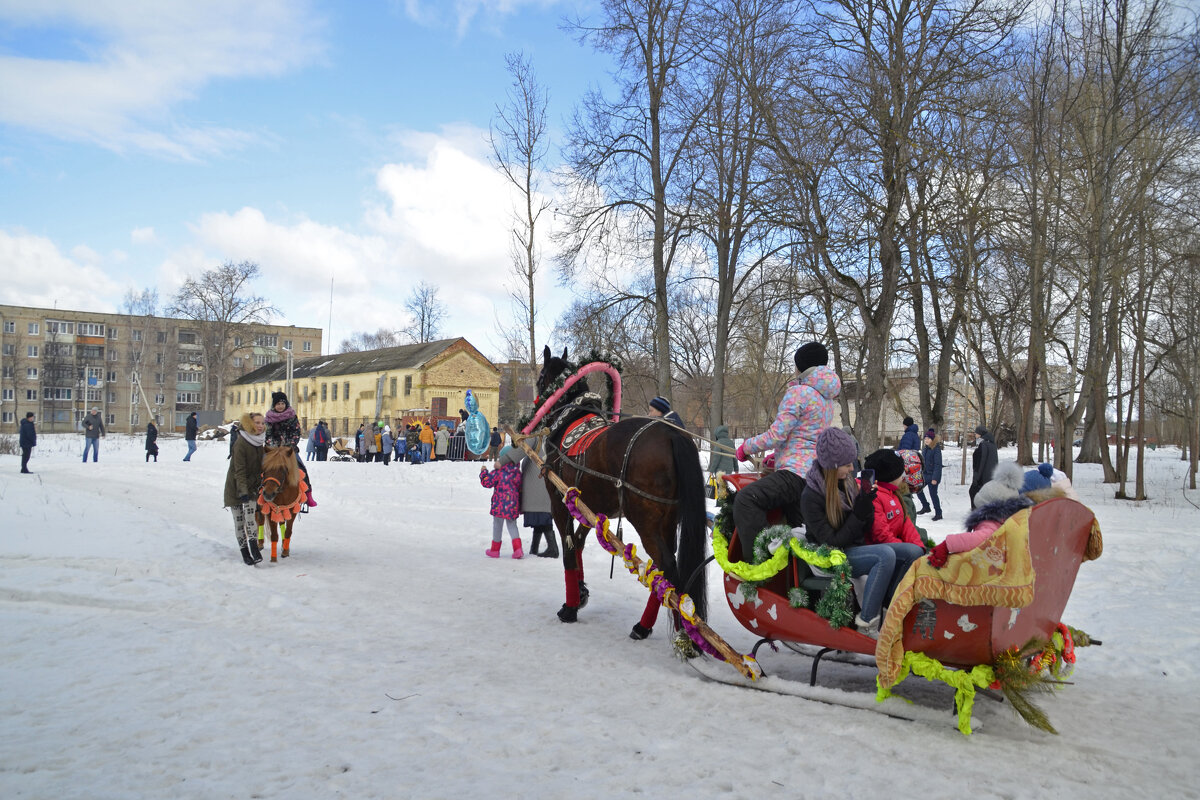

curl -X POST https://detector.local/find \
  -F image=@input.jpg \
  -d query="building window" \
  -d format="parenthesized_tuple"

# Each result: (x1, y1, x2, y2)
(302, 341, 312, 352)
(177, 391, 201, 404)
(155, 393, 165, 405)
(47, 320, 74, 334)
(107, 371, 117, 382)
(256, 334, 278, 348)
(177, 371, 201, 384)
(155, 373, 163, 384)
(46, 343, 73, 357)
(283, 339, 293, 350)
(107, 391, 117, 403)
(26, 389, 38, 401)
(1, 366, 10, 378)
(27, 345, 39, 358)
(254, 355, 269, 366)
(1, 344, 11, 356)
(1, 389, 12, 401)
(86, 388, 102, 402)
(79, 345, 103, 359)
(132, 412, 139, 425)
(107, 328, 118, 339)
(236, 391, 241, 404)
(106, 413, 115, 424)
(321, 384, 327, 401)
(390, 377, 397, 396)
(331, 383, 338, 401)
(132, 330, 142, 342)
(234, 336, 242, 347)
(46, 388, 73, 400)
(78, 322, 104, 337)
(178, 331, 197, 345)
(26, 367, 38, 379)
(155, 353, 163, 364)
(1, 411, 12, 423)
(27, 322, 39, 335)
(302, 385, 309, 401)
(108, 349, 118, 361)
(2, 321, 12, 333)
(157, 331, 167, 344)
(404, 375, 412, 396)
(343, 382, 350, 401)
(233, 357, 243, 367)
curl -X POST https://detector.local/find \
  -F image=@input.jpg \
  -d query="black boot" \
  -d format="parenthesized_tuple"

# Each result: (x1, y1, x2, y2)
(240, 542, 256, 565)
(529, 527, 544, 556)
(540, 527, 559, 558)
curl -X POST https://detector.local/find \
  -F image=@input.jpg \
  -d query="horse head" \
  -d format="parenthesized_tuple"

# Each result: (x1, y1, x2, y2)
(261, 445, 298, 503)
(538, 346, 587, 406)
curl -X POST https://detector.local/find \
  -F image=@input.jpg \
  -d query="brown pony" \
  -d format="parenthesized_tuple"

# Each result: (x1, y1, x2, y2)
(537, 347, 708, 641)
(257, 445, 304, 561)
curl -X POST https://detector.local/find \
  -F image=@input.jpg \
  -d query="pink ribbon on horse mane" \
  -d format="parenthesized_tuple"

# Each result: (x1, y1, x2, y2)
(522, 361, 623, 435)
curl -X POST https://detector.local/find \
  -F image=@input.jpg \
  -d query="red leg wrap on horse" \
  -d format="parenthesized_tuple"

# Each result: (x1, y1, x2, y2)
(639, 594, 660, 630)
(564, 567, 580, 606)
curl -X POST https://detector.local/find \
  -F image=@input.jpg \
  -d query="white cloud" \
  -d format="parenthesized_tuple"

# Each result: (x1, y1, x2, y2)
(399, 0, 564, 36)
(0, 229, 121, 310)
(0, 0, 325, 158)
(131, 227, 156, 244)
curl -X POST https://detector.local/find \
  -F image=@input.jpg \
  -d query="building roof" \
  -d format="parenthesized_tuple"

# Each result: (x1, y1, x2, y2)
(230, 338, 494, 385)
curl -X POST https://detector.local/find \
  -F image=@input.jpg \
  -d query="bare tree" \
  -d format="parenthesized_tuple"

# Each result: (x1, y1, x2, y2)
(168, 261, 276, 409)
(402, 282, 447, 344)
(489, 51, 552, 378)
(338, 328, 403, 353)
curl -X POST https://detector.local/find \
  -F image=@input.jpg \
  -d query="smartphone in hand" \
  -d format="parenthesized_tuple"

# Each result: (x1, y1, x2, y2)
(859, 468, 875, 492)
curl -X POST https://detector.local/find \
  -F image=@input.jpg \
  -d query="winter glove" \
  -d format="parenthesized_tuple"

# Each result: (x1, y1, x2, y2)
(239, 494, 252, 503)
(735, 443, 748, 462)
(928, 542, 949, 568)
(851, 489, 876, 522)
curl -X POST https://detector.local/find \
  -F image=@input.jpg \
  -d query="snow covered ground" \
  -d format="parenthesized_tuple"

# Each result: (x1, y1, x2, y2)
(1, 433, 1198, 798)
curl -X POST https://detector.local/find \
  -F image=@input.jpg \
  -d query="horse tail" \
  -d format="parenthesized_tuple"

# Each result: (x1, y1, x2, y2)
(671, 430, 708, 620)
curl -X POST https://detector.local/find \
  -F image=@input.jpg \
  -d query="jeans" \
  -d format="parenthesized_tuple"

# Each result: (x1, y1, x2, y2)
(21, 446, 32, 472)
(421, 442, 432, 462)
(927, 481, 942, 516)
(915, 487, 931, 511)
(845, 542, 925, 621)
(183, 440, 197, 461)
(82, 438, 99, 462)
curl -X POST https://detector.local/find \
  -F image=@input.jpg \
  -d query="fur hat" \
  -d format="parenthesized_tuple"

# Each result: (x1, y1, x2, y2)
(794, 342, 829, 373)
(815, 427, 858, 470)
(271, 391, 289, 407)
(649, 396, 671, 414)
(1022, 463, 1055, 494)
(973, 462, 1025, 508)
(863, 449, 905, 484)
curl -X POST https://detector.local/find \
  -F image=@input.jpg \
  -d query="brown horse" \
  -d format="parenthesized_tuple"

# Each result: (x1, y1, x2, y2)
(537, 347, 708, 641)
(257, 445, 304, 561)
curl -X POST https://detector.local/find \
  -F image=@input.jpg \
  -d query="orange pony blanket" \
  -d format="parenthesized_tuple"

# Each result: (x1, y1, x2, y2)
(875, 508, 1037, 688)
(258, 475, 309, 524)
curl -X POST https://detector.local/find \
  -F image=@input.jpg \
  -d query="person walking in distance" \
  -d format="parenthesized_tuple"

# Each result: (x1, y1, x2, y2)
(183, 411, 199, 461)
(19, 411, 36, 473)
(969, 425, 999, 508)
(81, 406, 104, 462)
(145, 420, 159, 463)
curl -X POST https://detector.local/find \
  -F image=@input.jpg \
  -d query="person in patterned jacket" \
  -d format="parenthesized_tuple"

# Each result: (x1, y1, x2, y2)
(733, 341, 841, 545)
(480, 446, 524, 559)
(265, 391, 317, 507)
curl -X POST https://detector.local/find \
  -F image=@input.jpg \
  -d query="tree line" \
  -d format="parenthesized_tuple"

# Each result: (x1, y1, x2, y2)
(492, 0, 1200, 497)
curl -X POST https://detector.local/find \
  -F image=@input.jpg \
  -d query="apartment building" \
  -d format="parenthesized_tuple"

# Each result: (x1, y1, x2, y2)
(0, 304, 322, 434)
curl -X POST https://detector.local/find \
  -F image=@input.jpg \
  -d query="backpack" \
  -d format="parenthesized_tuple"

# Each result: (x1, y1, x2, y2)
(896, 449, 925, 492)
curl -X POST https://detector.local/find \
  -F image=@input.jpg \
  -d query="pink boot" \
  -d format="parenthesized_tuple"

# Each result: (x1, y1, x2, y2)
(512, 538, 524, 559)
(485, 541, 501, 558)
(305, 490, 318, 508)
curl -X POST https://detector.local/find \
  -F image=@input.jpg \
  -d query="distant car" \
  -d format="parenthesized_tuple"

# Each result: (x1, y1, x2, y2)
(1073, 439, 1082, 447)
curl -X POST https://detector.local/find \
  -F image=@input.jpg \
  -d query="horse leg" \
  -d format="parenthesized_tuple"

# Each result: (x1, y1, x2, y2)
(631, 595, 661, 640)
(282, 518, 292, 558)
(270, 522, 279, 562)
(553, 502, 588, 622)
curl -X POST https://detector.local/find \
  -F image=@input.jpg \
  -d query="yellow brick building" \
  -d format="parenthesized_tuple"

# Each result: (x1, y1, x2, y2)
(226, 338, 501, 437)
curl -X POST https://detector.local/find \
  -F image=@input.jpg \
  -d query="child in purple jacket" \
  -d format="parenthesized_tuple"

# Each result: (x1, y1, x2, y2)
(481, 446, 524, 559)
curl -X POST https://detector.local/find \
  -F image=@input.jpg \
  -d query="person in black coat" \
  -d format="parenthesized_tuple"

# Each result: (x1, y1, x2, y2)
(969, 425, 999, 507)
(183, 411, 199, 461)
(19, 411, 36, 473)
(145, 421, 159, 462)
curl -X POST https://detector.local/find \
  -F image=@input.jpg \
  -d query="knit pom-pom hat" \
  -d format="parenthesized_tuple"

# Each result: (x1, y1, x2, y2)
(649, 396, 671, 414)
(1021, 463, 1055, 494)
(815, 426, 858, 469)
(271, 391, 289, 408)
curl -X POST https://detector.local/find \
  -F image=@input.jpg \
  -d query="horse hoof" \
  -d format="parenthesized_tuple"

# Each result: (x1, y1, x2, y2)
(281, 551, 289, 558)
(629, 623, 652, 640)
(578, 582, 589, 610)
(271, 556, 278, 563)
(557, 604, 578, 623)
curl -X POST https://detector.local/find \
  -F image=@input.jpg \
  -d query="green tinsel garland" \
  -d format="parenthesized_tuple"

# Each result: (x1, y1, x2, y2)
(714, 490, 855, 628)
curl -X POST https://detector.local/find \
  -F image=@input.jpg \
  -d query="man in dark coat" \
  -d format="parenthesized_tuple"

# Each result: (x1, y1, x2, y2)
(897, 416, 920, 450)
(969, 425, 999, 507)
(648, 396, 684, 427)
(183, 411, 199, 461)
(81, 407, 104, 462)
(708, 425, 738, 477)
(19, 411, 36, 473)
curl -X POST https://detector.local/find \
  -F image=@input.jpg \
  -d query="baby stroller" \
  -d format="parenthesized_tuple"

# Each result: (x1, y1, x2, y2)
(330, 437, 356, 462)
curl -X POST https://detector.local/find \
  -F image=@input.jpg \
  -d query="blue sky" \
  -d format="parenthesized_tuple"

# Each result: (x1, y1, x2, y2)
(0, 0, 611, 359)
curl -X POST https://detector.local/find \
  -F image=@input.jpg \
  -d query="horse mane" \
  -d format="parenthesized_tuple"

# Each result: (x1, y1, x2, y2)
(263, 446, 299, 486)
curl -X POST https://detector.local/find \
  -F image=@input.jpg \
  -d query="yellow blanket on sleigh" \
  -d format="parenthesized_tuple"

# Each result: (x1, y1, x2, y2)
(875, 509, 1037, 688)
